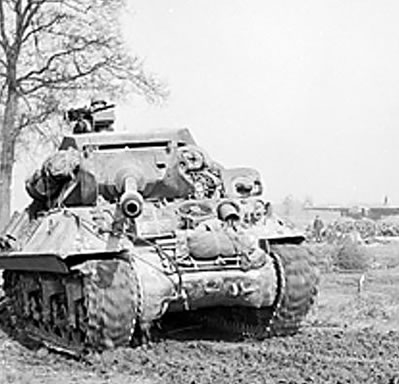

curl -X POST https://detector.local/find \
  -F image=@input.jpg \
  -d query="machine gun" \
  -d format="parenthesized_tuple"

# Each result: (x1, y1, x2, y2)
(66, 101, 116, 133)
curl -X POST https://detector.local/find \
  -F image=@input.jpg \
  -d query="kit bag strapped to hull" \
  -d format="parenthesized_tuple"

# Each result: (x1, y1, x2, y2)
(186, 218, 267, 270)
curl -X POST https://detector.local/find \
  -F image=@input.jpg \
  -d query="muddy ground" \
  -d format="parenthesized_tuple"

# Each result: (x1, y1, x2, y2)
(1, 242, 399, 384)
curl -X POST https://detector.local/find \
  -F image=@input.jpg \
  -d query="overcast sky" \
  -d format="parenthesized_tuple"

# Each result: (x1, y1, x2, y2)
(11, 0, 399, 210)
(118, 0, 399, 205)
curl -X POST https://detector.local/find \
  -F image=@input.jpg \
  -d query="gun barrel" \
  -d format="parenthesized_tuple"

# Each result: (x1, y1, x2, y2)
(119, 175, 143, 218)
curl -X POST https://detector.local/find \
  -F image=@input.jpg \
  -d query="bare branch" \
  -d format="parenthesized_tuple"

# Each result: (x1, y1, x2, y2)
(17, 88, 59, 144)
(21, 13, 65, 44)
(18, 40, 104, 82)
(0, 0, 10, 53)
(20, 0, 46, 36)
(12, 0, 27, 56)
(60, 0, 91, 14)
(21, 58, 111, 94)
(47, 30, 113, 46)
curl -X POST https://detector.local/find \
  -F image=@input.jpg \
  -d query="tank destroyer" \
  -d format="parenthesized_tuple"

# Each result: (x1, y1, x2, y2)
(0, 116, 319, 354)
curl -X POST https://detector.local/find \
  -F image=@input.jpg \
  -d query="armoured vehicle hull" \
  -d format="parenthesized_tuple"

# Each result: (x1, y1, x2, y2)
(0, 128, 318, 354)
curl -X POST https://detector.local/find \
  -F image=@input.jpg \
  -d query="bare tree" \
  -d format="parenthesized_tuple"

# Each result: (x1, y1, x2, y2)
(0, 0, 167, 227)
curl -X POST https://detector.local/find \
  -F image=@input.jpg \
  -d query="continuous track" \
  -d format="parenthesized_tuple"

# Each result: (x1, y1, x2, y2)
(3, 259, 138, 356)
(196, 244, 319, 338)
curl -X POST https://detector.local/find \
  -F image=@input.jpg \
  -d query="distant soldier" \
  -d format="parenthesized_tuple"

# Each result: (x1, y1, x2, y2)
(313, 215, 324, 242)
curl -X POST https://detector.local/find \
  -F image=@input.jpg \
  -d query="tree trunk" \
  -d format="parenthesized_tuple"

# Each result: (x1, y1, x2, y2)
(0, 87, 18, 232)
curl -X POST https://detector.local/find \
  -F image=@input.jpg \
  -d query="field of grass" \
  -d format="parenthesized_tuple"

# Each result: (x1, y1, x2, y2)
(306, 240, 399, 332)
